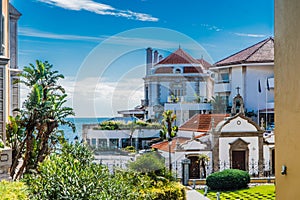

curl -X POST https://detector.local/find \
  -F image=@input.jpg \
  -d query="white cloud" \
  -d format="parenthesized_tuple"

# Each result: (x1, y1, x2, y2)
(19, 27, 103, 42)
(234, 32, 267, 38)
(201, 24, 222, 32)
(37, 0, 159, 22)
(20, 75, 144, 117)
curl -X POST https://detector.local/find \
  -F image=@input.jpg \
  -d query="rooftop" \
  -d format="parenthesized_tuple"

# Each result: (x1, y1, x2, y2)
(156, 47, 203, 65)
(179, 114, 230, 132)
(214, 37, 274, 67)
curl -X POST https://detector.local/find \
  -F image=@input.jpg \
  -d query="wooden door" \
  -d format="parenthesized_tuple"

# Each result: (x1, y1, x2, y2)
(189, 156, 200, 179)
(232, 151, 246, 171)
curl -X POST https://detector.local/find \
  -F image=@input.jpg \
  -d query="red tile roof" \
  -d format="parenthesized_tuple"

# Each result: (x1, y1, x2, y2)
(197, 58, 211, 70)
(154, 67, 173, 74)
(214, 37, 274, 67)
(183, 67, 203, 73)
(179, 114, 229, 132)
(151, 137, 190, 153)
(156, 48, 200, 65)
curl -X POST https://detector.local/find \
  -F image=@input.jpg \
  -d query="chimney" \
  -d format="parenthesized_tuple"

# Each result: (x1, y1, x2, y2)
(153, 50, 158, 63)
(146, 47, 153, 75)
(159, 55, 163, 61)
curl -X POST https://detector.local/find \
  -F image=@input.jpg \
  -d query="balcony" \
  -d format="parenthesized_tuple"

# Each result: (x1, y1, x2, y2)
(215, 82, 231, 93)
(164, 102, 212, 111)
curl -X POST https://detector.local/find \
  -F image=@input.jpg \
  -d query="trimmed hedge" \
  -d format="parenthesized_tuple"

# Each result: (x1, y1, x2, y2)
(206, 169, 250, 191)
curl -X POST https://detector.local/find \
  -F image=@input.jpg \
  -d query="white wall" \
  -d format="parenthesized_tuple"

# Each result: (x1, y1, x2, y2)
(230, 66, 243, 105)
(219, 137, 259, 168)
(245, 65, 274, 112)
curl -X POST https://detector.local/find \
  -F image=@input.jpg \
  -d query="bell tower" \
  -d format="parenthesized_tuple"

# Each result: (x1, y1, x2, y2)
(231, 86, 245, 116)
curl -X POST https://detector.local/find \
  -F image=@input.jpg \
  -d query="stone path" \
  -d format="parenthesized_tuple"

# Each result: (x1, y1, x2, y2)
(186, 189, 210, 200)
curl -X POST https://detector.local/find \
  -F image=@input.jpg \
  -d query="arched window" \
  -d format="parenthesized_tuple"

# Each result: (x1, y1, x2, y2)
(174, 68, 182, 74)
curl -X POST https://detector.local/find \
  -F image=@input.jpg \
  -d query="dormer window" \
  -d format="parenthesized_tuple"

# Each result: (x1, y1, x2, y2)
(174, 68, 182, 74)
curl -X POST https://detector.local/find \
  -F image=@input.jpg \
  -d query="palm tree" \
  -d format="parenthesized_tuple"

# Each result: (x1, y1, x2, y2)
(8, 60, 75, 180)
(161, 110, 177, 140)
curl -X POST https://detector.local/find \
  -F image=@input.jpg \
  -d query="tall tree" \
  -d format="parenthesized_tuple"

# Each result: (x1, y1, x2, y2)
(6, 60, 75, 180)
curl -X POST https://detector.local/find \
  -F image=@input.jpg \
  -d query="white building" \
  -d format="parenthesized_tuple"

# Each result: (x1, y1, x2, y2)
(210, 37, 274, 127)
(152, 93, 275, 179)
(143, 47, 214, 126)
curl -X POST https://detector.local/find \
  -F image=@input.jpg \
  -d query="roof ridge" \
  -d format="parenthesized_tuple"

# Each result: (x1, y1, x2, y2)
(244, 37, 272, 61)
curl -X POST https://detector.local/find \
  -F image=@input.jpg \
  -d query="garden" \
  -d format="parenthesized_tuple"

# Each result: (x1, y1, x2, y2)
(198, 169, 275, 199)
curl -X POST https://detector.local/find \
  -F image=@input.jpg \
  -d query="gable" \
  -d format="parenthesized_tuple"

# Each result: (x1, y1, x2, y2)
(220, 116, 260, 133)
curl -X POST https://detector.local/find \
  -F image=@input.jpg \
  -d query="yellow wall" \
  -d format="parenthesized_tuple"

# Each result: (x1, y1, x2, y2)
(275, 0, 300, 199)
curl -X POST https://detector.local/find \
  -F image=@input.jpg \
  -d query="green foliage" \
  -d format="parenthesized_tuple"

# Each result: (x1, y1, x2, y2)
(7, 60, 75, 180)
(98, 120, 121, 130)
(96, 120, 161, 130)
(124, 145, 136, 153)
(142, 181, 186, 200)
(25, 142, 185, 200)
(129, 152, 165, 174)
(0, 180, 29, 199)
(206, 169, 250, 191)
(161, 110, 177, 140)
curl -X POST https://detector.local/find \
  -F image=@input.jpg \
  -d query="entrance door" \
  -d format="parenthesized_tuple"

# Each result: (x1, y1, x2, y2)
(232, 151, 246, 170)
(189, 156, 200, 179)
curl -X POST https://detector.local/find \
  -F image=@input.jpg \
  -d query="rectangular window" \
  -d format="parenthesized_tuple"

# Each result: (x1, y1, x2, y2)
(219, 73, 230, 83)
(98, 139, 107, 148)
(91, 138, 96, 147)
(109, 139, 119, 149)
(0, 14, 4, 55)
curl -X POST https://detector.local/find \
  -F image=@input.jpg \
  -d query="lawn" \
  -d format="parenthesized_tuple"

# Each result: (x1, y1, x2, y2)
(198, 184, 275, 200)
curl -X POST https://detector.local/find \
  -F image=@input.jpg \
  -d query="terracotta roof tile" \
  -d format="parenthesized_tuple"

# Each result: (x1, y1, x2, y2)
(179, 114, 229, 132)
(214, 37, 274, 67)
(197, 58, 211, 70)
(154, 67, 173, 74)
(156, 48, 200, 65)
(183, 67, 203, 73)
(151, 137, 190, 153)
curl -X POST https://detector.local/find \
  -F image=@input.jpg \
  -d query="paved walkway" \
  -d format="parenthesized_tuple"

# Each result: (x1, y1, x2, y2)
(186, 189, 210, 200)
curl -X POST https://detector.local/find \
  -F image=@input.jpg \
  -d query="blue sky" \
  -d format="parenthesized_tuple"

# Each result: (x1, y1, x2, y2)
(11, 0, 274, 117)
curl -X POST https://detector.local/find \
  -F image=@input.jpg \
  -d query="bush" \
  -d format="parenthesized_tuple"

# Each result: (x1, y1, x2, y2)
(0, 180, 29, 199)
(25, 142, 185, 200)
(143, 181, 186, 200)
(206, 169, 250, 191)
(129, 152, 165, 174)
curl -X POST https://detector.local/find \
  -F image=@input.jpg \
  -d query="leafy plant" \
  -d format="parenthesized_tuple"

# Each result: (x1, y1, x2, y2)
(7, 60, 75, 180)
(25, 142, 186, 200)
(160, 110, 177, 140)
(206, 169, 250, 191)
(0, 180, 29, 199)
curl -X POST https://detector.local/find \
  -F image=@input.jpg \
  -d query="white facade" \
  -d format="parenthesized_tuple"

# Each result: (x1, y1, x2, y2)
(82, 124, 160, 150)
(143, 48, 214, 125)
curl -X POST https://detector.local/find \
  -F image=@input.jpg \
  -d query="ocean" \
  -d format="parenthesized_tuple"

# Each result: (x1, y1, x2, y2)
(62, 117, 109, 143)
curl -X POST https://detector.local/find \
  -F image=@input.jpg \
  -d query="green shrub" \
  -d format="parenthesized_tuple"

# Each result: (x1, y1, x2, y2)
(0, 180, 29, 199)
(129, 152, 165, 174)
(25, 142, 185, 200)
(206, 169, 250, 191)
(124, 145, 136, 152)
(142, 181, 186, 200)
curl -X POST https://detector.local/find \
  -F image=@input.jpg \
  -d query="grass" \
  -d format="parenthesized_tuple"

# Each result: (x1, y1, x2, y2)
(198, 184, 275, 200)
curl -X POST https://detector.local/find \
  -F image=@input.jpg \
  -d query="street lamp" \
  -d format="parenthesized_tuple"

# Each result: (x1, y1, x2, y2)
(168, 136, 172, 173)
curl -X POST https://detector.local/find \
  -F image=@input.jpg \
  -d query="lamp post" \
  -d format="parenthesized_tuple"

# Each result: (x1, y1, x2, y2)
(168, 136, 172, 173)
